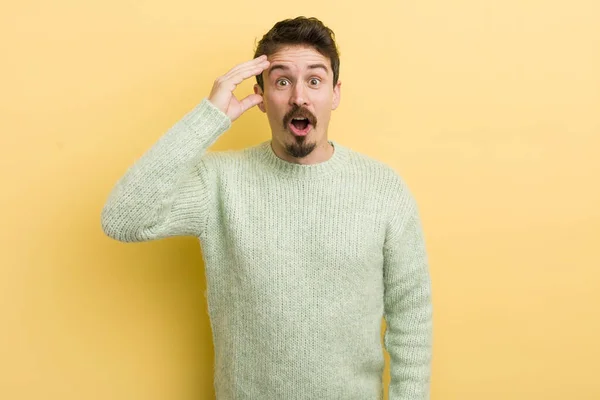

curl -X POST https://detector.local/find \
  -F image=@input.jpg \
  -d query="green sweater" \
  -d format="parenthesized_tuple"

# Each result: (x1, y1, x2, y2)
(101, 98, 432, 399)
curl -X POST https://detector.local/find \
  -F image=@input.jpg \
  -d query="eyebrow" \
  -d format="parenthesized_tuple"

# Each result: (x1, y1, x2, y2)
(268, 63, 329, 76)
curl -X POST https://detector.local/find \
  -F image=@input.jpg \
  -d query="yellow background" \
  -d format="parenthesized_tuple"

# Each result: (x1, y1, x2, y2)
(1, 1, 599, 399)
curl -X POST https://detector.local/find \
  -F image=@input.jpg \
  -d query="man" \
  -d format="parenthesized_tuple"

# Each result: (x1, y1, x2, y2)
(102, 16, 432, 400)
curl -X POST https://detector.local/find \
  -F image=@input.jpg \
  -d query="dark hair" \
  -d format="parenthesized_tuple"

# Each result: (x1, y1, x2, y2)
(253, 16, 340, 90)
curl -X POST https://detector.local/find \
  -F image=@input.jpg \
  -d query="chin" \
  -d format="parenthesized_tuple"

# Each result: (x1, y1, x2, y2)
(284, 135, 317, 158)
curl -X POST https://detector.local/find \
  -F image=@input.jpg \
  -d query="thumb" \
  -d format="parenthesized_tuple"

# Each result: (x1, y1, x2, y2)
(238, 94, 264, 113)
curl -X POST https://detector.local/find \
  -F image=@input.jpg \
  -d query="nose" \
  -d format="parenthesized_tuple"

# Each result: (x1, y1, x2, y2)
(289, 82, 309, 107)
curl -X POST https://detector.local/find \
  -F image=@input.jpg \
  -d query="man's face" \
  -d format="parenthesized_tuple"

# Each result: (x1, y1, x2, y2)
(254, 45, 341, 159)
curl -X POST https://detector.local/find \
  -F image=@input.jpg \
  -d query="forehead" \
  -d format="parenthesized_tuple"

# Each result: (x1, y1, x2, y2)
(267, 45, 330, 73)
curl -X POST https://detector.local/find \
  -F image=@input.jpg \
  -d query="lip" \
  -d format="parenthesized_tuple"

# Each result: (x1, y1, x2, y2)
(288, 121, 312, 136)
(284, 109, 316, 131)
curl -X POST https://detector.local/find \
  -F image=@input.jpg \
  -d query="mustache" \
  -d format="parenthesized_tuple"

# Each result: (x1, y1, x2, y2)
(283, 105, 317, 128)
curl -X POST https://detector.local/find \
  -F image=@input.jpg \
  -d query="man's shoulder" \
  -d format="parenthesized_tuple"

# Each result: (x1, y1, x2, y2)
(343, 144, 418, 207)
(344, 145, 406, 184)
(197, 141, 263, 167)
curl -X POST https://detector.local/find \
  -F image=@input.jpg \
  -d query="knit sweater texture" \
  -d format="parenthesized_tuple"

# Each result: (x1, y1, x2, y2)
(101, 98, 433, 400)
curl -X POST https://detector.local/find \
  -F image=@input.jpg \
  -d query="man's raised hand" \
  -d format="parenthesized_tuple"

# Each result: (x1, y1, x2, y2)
(208, 55, 270, 122)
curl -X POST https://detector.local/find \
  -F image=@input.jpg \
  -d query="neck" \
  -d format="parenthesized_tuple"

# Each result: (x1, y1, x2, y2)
(271, 138, 335, 165)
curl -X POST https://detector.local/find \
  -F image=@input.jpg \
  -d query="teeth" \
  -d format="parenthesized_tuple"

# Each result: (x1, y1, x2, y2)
(293, 117, 307, 120)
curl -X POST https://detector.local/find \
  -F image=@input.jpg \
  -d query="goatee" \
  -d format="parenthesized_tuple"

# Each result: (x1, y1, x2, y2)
(285, 136, 316, 158)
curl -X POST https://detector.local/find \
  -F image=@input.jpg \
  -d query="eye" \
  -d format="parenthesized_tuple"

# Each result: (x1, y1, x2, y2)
(276, 79, 290, 87)
(309, 78, 321, 86)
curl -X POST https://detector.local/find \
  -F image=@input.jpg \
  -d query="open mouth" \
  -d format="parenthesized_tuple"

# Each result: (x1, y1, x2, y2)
(289, 117, 312, 136)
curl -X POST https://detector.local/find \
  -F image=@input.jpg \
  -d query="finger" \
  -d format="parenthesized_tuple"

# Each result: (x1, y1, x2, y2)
(223, 61, 270, 86)
(223, 55, 268, 80)
(224, 61, 270, 88)
(238, 93, 264, 113)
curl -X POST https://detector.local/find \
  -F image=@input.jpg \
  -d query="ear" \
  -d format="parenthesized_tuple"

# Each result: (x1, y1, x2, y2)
(253, 84, 266, 113)
(332, 80, 342, 110)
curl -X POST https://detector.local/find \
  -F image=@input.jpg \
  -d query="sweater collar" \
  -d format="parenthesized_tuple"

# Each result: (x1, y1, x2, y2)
(257, 139, 349, 179)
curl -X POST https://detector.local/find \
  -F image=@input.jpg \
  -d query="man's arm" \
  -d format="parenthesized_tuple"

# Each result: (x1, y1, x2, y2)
(383, 188, 433, 399)
(101, 55, 271, 242)
(100, 98, 230, 242)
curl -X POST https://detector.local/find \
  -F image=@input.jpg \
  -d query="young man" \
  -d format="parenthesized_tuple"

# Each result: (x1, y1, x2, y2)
(102, 16, 432, 400)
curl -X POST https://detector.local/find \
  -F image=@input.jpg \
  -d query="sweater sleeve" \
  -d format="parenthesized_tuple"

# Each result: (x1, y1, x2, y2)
(383, 188, 433, 399)
(101, 98, 231, 242)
